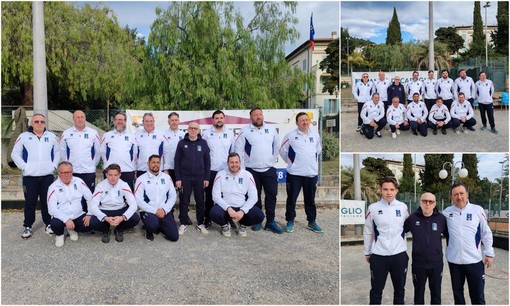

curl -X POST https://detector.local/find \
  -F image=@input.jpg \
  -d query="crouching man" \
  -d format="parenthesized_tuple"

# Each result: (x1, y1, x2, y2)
(47, 161, 92, 247)
(89, 164, 140, 243)
(210, 153, 265, 237)
(134, 155, 178, 242)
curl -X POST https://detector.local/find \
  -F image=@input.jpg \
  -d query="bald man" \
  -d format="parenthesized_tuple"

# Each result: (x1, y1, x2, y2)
(404, 193, 448, 304)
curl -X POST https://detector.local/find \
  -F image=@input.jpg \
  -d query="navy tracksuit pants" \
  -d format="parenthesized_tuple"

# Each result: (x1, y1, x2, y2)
(425, 99, 436, 112)
(210, 205, 265, 226)
(479, 103, 496, 129)
(22, 175, 54, 228)
(369, 251, 409, 305)
(89, 207, 140, 233)
(204, 170, 218, 222)
(412, 264, 443, 304)
(362, 118, 387, 139)
(451, 117, 477, 129)
(179, 179, 205, 225)
(50, 213, 91, 236)
(410, 121, 428, 136)
(246, 167, 278, 223)
(389, 123, 410, 133)
(285, 173, 318, 223)
(140, 211, 178, 241)
(448, 261, 486, 305)
(427, 119, 452, 131)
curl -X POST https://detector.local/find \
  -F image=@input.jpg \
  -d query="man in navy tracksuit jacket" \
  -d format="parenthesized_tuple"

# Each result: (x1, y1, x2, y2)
(174, 122, 211, 234)
(404, 193, 448, 305)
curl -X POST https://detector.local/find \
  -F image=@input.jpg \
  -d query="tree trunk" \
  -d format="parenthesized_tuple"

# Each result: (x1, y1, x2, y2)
(20, 82, 34, 107)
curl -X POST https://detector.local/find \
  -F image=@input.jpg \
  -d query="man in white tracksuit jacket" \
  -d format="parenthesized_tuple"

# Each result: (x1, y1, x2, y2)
(443, 182, 494, 305)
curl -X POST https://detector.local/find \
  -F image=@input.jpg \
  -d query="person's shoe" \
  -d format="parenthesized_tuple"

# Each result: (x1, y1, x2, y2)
(67, 229, 79, 241)
(237, 224, 247, 237)
(433, 129, 437, 135)
(396, 129, 400, 135)
(145, 230, 154, 241)
(55, 235, 65, 247)
(441, 128, 447, 135)
(454, 128, 461, 134)
(466, 126, 475, 131)
(251, 223, 262, 231)
(490, 127, 498, 134)
(462, 127, 468, 134)
(114, 229, 124, 242)
(356, 125, 361, 132)
(413, 130, 418, 136)
(204, 219, 212, 229)
(45, 224, 54, 235)
(359, 127, 364, 135)
(481, 125, 487, 131)
(391, 132, 396, 139)
(21, 227, 32, 239)
(221, 224, 231, 237)
(264, 221, 283, 234)
(196, 224, 209, 234)
(375, 131, 382, 138)
(101, 230, 111, 243)
(178, 224, 187, 235)
(284, 221, 294, 233)
(307, 222, 324, 233)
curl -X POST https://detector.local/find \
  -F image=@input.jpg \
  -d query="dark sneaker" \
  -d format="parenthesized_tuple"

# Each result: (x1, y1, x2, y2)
(481, 125, 487, 131)
(466, 126, 475, 131)
(145, 230, 154, 241)
(433, 129, 437, 135)
(102, 230, 111, 243)
(284, 221, 294, 233)
(21, 227, 32, 239)
(413, 130, 418, 136)
(45, 224, 54, 235)
(264, 221, 283, 234)
(441, 128, 447, 135)
(251, 223, 262, 231)
(114, 229, 124, 242)
(490, 128, 498, 134)
(307, 222, 324, 233)
(375, 131, 382, 138)
(204, 219, 212, 229)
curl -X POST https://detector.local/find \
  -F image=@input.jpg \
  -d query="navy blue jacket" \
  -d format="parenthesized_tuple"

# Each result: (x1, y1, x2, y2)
(404, 207, 448, 268)
(387, 83, 406, 104)
(174, 133, 211, 182)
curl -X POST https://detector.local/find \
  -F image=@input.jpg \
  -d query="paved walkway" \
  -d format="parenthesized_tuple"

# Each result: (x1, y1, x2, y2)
(341, 108, 509, 152)
(341, 240, 509, 305)
(1, 208, 339, 304)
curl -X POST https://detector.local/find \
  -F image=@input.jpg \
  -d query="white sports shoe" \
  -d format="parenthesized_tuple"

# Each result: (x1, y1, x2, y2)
(55, 235, 65, 247)
(178, 224, 187, 235)
(221, 224, 231, 237)
(391, 132, 397, 139)
(45, 224, 54, 235)
(396, 129, 400, 135)
(196, 224, 209, 234)
(67, 229, 79, 241)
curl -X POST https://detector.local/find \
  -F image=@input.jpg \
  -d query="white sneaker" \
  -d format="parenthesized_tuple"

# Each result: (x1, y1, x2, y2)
(356, 126, 361, 132)
(396, 129, 400, 135)
(221, 224, 231, 237)
(67, 229, 79, 241)
(392, 132, 397, 139)
(462, 127, 468, 134)
(237, 223, 247, 237)
(55, 235, 65, 247)
(21, 227, 32, 239)
(196, 224, 209, 234)
(454, 128, 461, 134)
(45, 224, 54, 235)
(178, 224, 187, 235)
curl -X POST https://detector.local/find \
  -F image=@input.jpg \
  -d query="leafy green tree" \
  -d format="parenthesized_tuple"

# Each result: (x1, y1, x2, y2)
(399, 154, 415, 193)
(435, 27, 465, 54)
(491, 1, 509, 55)
(420, 154, 454, 202)
(321, 132, 338, 162)
(410, 41, 452, 70)
(341, 166, 380, 204)
(386, 7, 402, 45)
(319, 38, 339, 95)
(362, 157, 393, 180)
(458, 154, 480, 197)
(144, 1, 306, 111)
(467, 1, 486, 57)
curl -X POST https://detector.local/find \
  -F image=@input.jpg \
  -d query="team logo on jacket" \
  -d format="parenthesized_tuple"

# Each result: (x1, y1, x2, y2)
(265, 129, 269, 133)
(197, 145, 202, 152)
(184, 145, 188, 148)
(125, 136, 129, 141)
(161, 178, 165, 184)
(238, 178, 243, 184)
(74, 184, 77, 190)
(309, 137, 314, 143)
(147, 181, 151, 184)
(152, 135, 157, 139)
(59, 188, 63, 193)
(432, 223, 437, 231)
(118, 190, 121, 197)
(396, 210, 401, 217)
(466, 213, 472, 221)
(44, 137, 49, 142)
(294, 136, 299, 140)
(84, 133, 89, 139)
(223, 133, 227, 138)
(378, 210, 383, 215)
(415, 221, 420, 226)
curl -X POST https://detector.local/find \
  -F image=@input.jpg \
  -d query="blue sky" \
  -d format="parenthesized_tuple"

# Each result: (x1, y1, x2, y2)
(341, 1, 499, 44)
(341, 153, 508, 182)
(81, 1, 339, 56)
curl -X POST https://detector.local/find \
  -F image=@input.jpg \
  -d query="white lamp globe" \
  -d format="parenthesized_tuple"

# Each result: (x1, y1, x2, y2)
(458, 168, 468, 178)
(439, 169, 448, 179)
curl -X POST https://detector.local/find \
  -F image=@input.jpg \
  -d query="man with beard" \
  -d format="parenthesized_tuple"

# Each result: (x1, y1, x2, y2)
(360, 93, 386, 139)
(202, 110, 235, 228)
(427, 97, 452, 135)
(386, 97, 410, 139)
(422, 70, 438, 112)
(406, 93, 429, 137)
(454, 69, 476, 107)
(135, 113, 169, 177)
(234, 107, 283, 234)
(372, 71, 391, 112)
(100, 112, 138, 191)
(163, 112, 185, 182)
(475, 71, 498, 134)
(435, 69, 455, 110)
(134, 155, 178, 242)
(451, 93, 477, 133)
(406, 71, 423, 105)
(353, 73, 374, 132)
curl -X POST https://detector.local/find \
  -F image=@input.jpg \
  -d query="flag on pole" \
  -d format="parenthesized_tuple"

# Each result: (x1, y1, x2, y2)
(309, 13, 315, 51)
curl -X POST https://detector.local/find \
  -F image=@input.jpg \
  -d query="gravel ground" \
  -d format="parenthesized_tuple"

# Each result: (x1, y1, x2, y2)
(341, 240, 509, 305)
(1, 208, 339, 305)
(340, 109, 509, 152)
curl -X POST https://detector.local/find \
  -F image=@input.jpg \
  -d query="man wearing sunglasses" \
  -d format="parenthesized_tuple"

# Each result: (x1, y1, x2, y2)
(11, 113, 60, 239)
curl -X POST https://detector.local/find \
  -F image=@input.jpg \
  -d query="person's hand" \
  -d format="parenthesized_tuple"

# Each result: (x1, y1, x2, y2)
(233, 210, 245, 221)
(417, 118, 422, 124)
(461, 117, 467, 123)
(155, 208, 165, 219)
(437, 121, 444, 127)
(227, 207, 237, 219)
(369, 121, 376, 127)
(175, 180, 182, 189)
(365, 255, 371, 263)
(83, 215, 91, 227)
(484, 256, 493, 268)
(395, 124, 400, 129)
(204, 180, 209, 188)
(65, 219, 75, 230)
(403, 120, 409, 126)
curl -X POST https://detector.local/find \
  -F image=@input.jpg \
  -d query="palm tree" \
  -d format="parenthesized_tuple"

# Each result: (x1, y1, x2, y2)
(410, 41, 452, 71)
(341, 166, 380, 204)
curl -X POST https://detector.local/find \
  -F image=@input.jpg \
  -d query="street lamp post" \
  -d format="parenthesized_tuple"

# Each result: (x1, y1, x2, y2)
(439, 161, 469, 185)
(498, 160, 505, 217)
(346, 36, 350, 76)
(483, 1, 491, 68)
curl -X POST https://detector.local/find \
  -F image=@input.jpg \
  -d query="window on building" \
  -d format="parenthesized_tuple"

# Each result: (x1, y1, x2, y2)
(324, 98, 339, 114)
(302, 59, 307, 71)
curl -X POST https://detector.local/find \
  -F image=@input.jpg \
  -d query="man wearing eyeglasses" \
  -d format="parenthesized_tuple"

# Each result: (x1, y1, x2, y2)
(352, 73, 374, 132)
(11, 113, 60, 239)
(404, 193, 448, 304)
(135, 113, 169, 178)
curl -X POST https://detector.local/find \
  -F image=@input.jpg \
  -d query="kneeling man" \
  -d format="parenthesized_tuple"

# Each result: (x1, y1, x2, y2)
(210, 153, 265, 237)
(134, 155, 178, 242)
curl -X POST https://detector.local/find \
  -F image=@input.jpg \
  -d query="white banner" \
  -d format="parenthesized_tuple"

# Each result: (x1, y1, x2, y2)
(126, 109, 319, 182)
(340, 200, 366, 225)
(351, 70, 436, 87)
